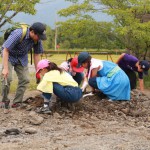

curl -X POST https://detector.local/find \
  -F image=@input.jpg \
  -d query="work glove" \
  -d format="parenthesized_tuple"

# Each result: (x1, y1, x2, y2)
(36, 72, 41, 84)
(81, 81, 88, 92)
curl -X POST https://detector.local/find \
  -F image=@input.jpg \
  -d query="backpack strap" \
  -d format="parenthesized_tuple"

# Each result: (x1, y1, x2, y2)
(20, 24, 28, 42)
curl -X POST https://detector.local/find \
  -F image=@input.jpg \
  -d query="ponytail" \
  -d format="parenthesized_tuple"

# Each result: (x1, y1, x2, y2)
(46, 62, 63, 74)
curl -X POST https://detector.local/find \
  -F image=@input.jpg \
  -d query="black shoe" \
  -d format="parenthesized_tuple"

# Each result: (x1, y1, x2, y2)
(36, 106, 52, 114)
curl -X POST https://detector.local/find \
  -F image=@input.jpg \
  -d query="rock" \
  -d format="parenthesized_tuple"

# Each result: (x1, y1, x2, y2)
(129, 109, 146, 117)
(4, 128, 20, 135)
(24, 127, 37, 134)
(53, 112, 62, 119)
(26, 105, 34, 111)
(147, 116, 150, 122)
(3, 109, 11, 114)
(28, 111, 44, 125)
(0, 131, 6, 137)
(142, 101, 150, 108)
(121, 108, 130, 114)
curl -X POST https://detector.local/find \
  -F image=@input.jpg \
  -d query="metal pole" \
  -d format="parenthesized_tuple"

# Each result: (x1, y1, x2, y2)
(54, 25, 57, 51)
(54, 10, 57, 51)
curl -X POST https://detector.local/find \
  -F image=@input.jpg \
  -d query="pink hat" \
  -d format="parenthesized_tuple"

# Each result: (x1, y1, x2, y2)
(70, 57, 84, 73)
(36, 59, 50, 74)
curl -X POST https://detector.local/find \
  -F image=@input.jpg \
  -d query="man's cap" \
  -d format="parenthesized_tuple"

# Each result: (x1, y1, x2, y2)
(77, 52, 90, 68)
(36, 59, 50, 75)
(140, 60, 150, 75)
(70, 57, 84, 72)
(31, 22, 47, 40)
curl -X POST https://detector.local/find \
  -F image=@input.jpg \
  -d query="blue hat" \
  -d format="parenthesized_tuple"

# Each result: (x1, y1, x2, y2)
(140, 60, 150, 75)
(31, 22, 47, 40)
(77, 52, 90, 67)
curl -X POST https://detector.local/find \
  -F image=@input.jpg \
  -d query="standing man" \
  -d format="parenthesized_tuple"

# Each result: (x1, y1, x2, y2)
(116, 53, 150, 92)
(1, 22, 47, 109)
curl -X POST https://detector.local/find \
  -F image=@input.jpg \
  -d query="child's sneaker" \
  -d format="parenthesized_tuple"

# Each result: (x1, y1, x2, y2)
(36, 106, 52, 114)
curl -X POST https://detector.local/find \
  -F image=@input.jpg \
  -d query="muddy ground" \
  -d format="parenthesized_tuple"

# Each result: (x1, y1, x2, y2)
(0, 89, 150, 150)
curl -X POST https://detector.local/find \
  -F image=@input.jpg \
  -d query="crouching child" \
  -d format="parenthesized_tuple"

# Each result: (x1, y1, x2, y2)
(36, 59, 82, 114)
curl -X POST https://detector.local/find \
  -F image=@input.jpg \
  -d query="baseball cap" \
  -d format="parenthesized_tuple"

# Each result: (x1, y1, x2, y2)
(70, 57, 84, 72)
(36, 59, 50, 75)
(31, 22, 47, 40)
(77, 52, 90, 68)
(140, 60, 150, 75)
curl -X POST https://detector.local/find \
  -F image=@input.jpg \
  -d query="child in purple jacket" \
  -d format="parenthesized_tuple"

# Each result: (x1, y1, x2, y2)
(116, 53, 150, 91)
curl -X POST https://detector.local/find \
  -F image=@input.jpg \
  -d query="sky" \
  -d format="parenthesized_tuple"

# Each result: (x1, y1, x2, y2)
(12, 0, 113, 29)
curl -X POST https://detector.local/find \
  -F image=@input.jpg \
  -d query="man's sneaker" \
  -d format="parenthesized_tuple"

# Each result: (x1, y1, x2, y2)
(5, 101, 10, 109)
(11, 103, 27, 109)
(0, 102, 5, 108)
(11, 103, 22, 108)
(0, 101, 10, 109)
(36, 106, 52, 114)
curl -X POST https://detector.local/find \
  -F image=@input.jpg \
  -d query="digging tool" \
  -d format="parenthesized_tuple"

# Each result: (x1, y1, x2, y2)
(4, 77, 7, 86)
(2, 77, 10, 109)
(83, 92, 94, 98)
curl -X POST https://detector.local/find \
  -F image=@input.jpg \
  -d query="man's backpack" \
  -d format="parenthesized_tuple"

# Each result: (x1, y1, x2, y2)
(3, 23, 34, 65)
(4, 23, 29, 42)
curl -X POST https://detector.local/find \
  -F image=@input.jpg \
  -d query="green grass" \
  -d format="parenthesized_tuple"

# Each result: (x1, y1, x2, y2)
(39, 54, 119, 65)
(6, 72, 37, 93)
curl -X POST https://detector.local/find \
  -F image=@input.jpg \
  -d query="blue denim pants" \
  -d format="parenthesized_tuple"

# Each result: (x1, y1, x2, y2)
(72, 72, 84, 85)
(88, 77, 98, 89)
(42, 83, 82, 103)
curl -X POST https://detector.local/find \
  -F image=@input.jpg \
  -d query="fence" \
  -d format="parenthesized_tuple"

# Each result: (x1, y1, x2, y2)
(41, 50, 120, 62)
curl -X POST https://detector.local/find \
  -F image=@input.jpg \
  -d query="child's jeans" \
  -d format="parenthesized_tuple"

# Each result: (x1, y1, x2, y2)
(42, 83, 82, 103)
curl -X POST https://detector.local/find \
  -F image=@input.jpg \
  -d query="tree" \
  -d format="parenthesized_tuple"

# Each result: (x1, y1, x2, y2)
(62, 0, 150, 58)
(99, 0, 150, 58)
(60, 40, 70, 49)
(0, 0, 40, 28)
(58, 1, 122, 49)
(57, 17, 119, 49)
(42, 26, 53, 50)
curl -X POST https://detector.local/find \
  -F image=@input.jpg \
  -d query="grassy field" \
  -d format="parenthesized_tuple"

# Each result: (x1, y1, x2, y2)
(0, 53, 149, 93)
(40, 53, 119, 64)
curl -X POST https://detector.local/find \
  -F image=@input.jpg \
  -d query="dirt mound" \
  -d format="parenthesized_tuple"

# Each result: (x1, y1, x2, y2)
(24, 89, 150, 120)
(0, 89, 150, 150)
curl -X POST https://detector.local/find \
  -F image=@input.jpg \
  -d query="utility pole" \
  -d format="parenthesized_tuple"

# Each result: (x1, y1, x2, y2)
(54, 10, 57, 51)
